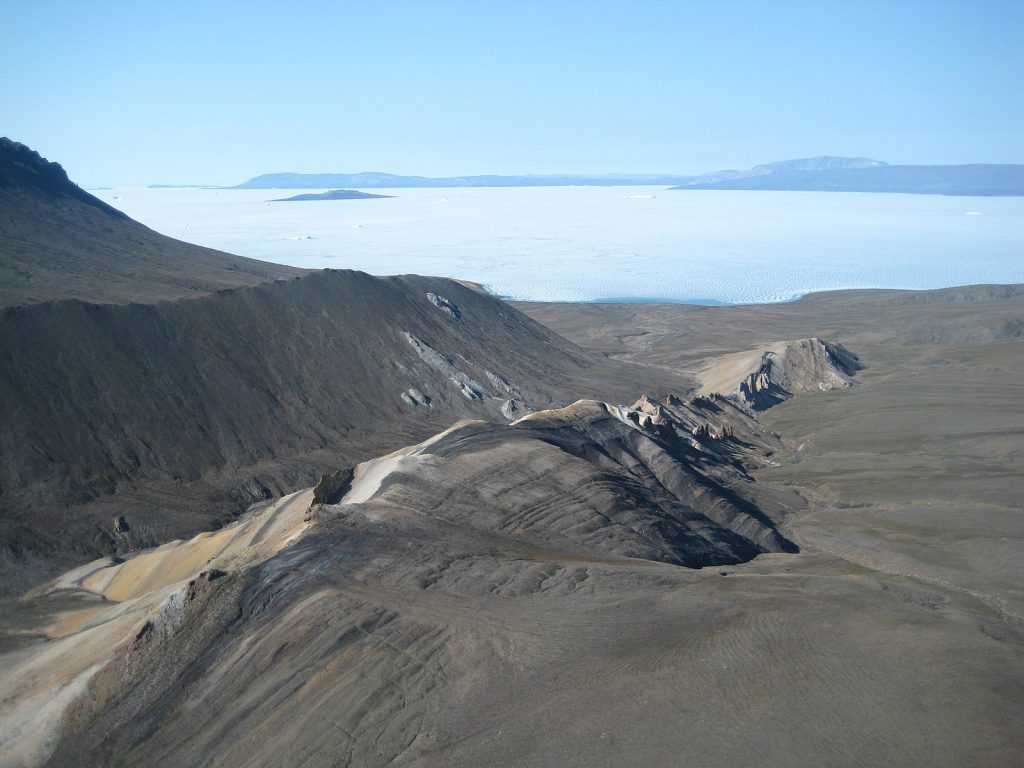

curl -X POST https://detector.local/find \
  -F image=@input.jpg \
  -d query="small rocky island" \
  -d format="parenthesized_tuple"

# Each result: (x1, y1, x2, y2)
(271, 189, 394, 201)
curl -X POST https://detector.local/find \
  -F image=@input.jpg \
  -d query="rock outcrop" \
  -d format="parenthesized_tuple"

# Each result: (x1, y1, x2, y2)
(311, 468, 354, 506)
(404, 332, 487, 400)
(699, 338, 861, 410)
(426, 292, 462, 320)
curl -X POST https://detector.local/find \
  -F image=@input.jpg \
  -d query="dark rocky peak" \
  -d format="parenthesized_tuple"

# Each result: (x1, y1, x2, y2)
(0, 136, 125, 217)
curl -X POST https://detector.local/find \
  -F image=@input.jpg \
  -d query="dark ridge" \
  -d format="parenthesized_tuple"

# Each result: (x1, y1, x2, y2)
(0, 137, 126, 218)
(0, 269, 687, 594)
(0, 138, 306, 307)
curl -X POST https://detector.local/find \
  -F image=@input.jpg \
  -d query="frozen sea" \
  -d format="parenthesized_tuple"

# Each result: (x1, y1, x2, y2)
(91, 186, 1024, 304)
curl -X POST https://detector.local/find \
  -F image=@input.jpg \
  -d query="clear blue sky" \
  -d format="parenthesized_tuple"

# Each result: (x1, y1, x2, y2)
(2, 0, 1022, 186)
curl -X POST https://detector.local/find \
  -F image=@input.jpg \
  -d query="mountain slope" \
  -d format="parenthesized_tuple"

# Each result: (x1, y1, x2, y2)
(0, 270, 689, 593)
(0, 139, 691, 593)
(2, 394, 801, 767)
(5, 388, 1021, 768)
(0, 138, 304, 306)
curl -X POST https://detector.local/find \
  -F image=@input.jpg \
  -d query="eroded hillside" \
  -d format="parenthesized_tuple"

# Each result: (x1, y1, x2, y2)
(2, 393, 803, 766)
(0, 270, 688, 593)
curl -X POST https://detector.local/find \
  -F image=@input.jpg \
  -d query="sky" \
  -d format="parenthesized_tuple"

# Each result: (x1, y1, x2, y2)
(2, 0, 1022, 186)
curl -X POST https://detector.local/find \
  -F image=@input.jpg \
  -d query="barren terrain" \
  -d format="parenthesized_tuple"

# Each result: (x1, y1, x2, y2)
(2, 141, 1022, 767)
(0, 286, 1018, 766)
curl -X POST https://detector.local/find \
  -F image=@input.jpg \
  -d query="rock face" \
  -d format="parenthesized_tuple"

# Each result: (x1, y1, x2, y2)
(501, 398, 531, 420)
(699, 338, 861, 410)
(311, 468, 354, 505)
(400, 387, 432, 408)
(404, 332, 486, 400)
(426, 292, 462, 320)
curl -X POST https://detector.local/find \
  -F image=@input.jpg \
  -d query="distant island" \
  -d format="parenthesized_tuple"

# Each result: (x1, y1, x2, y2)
(234, 156, 1024, 196)
(271, 189, 394, 202)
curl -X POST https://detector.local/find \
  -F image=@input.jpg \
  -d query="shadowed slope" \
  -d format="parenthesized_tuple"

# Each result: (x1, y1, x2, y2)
(0, 270, 689, 593)
(0, 138, 304, 306)
(327, 397, 797, 566)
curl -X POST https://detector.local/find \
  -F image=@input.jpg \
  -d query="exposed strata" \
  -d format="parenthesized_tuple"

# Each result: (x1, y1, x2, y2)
(0, 393, 800, 767)
(698, 337, 861, 410)
(0, 488, 314, 767)
(404, 331, 487, 401)
(2, 268, 677, 595)
(426, 292, 462, 320)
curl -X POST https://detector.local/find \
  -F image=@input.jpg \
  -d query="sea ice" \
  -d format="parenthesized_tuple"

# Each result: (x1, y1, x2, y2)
(92, 186, 1024, 304)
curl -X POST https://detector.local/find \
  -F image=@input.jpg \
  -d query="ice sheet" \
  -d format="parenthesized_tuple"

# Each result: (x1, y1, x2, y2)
(91, 186, 1024, 304)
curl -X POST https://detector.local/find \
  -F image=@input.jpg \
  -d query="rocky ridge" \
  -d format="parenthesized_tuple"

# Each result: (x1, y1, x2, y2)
(0, 137, 304, 307)
(0, 270, 687, 594)
(1, 388, 802, 766)
(698, 337, 861, 410)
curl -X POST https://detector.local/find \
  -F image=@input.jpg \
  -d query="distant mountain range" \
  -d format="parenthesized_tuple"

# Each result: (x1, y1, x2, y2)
(235, 172, 697, 189)
(233, 156, 1024, 196)
(678, 156, 885, 186)
(672, 156, 1024, 196)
